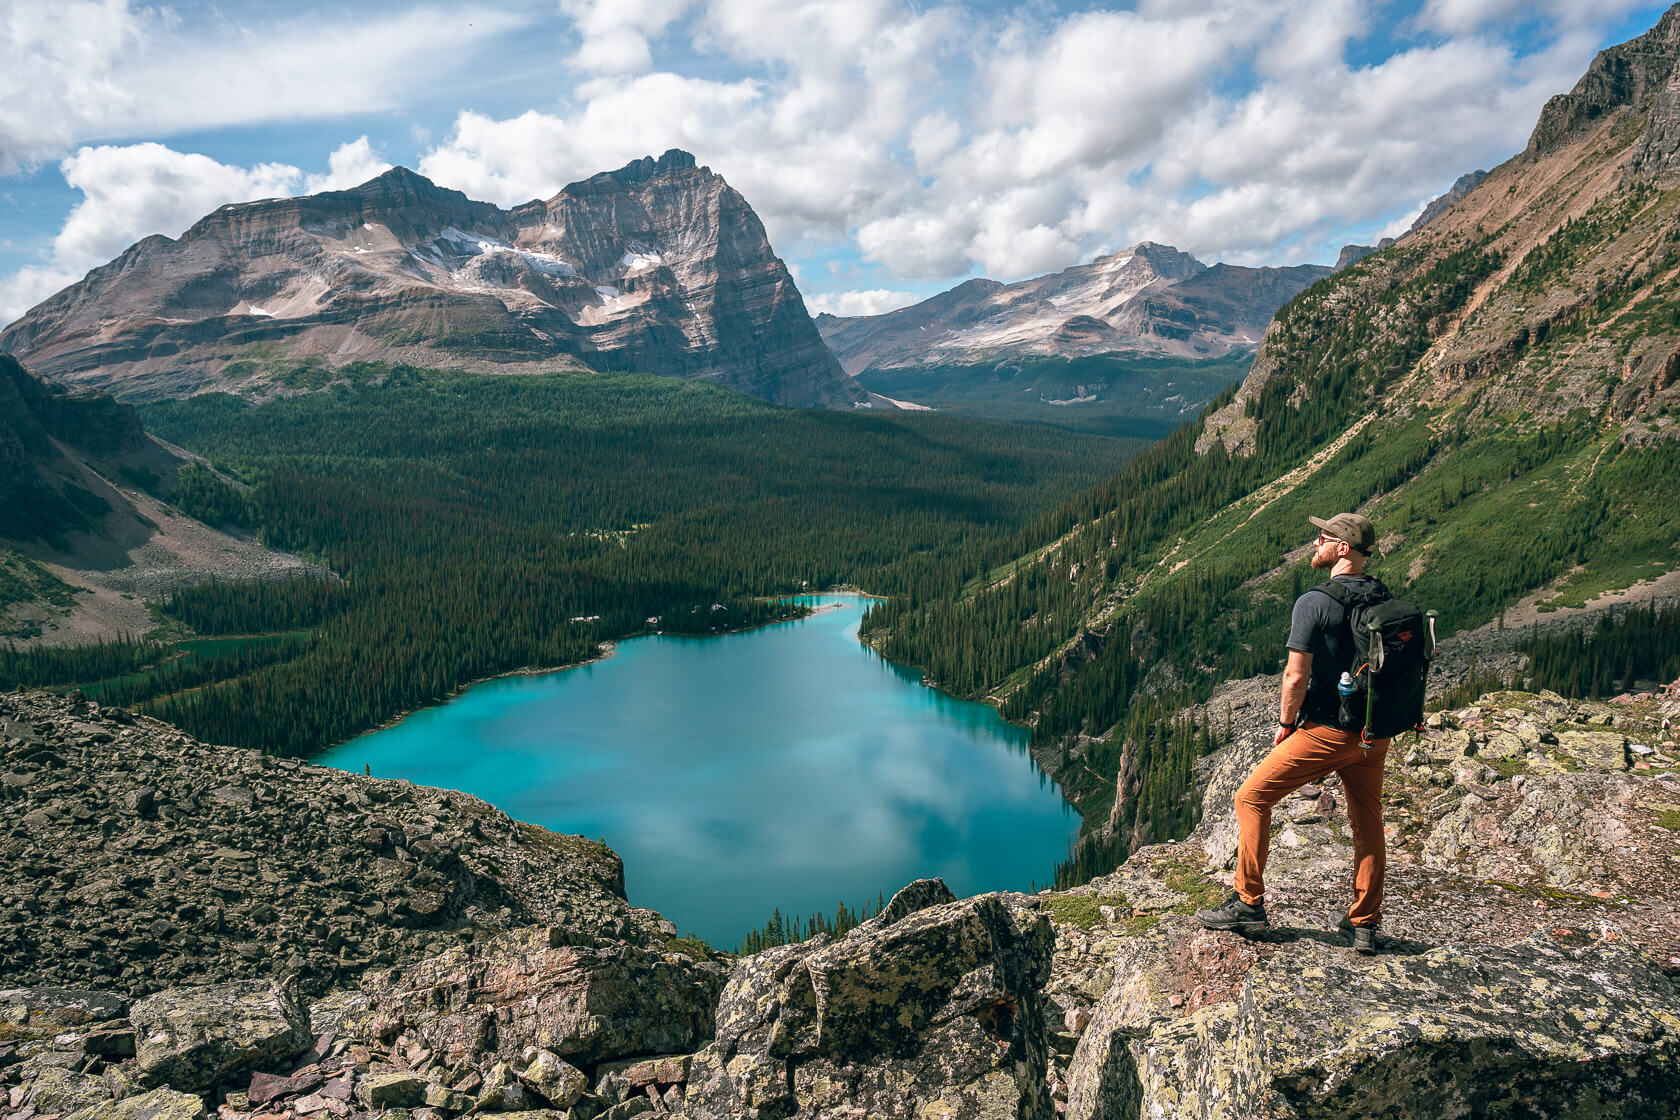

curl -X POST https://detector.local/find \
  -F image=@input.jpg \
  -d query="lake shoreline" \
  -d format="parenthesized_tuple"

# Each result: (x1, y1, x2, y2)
(341, 640, 625, 743)
(331, 592, 851, 751)
(316, 591, 1078, 948)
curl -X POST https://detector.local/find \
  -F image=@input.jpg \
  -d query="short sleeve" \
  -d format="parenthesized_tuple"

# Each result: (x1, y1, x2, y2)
(1286, 592, 1323, 652)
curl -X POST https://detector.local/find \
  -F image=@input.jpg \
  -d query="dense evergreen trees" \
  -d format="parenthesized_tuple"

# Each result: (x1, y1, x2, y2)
(737, 894, 885, 955)
(72, 366, 1133, 756)
(1521, 603, 1680, 698)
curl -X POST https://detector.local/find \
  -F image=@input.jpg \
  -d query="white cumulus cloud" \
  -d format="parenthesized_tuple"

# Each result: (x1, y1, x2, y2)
(0, 1, 527, 176)
(560, 0, 695, 74)
(1, 139, 393, 326)
(53, 144, 300, 267)
(804, 289, 921, 317)
(305, 137, 394, 194)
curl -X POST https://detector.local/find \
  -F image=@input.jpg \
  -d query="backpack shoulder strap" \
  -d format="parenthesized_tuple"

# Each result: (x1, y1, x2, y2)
(1312, 580, 1351, 608)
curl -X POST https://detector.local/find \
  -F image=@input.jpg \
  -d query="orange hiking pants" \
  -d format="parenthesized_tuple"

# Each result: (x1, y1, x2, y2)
(1234, 721, 1390, 927)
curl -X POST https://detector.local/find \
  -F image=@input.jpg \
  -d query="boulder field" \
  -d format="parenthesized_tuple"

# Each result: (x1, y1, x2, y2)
(1, 683, 1677, 1119)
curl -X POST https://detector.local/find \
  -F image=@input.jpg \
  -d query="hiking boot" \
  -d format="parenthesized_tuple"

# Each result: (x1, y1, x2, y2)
(1337, 915, 1378, 954)
(1195, 893, 1268, 934)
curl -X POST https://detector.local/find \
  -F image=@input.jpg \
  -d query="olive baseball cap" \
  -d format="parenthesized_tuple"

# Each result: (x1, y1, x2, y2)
(1310, 512, 1376, 556)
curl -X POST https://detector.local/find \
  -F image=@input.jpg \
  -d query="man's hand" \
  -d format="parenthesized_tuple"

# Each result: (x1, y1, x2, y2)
(1274, 723, 1293, 747)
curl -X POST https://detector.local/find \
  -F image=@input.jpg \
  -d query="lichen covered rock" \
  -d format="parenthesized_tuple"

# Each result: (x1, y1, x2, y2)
(64, 1085, 208, 1119)
(1071, 928, 1680, 1119)
(356, 924, 725, 1067)
(130, 980, 310, 1093)
(683, 879, 1055, 1120)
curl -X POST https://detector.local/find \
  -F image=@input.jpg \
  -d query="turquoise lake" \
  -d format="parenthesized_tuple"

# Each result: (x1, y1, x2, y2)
(315, 594, 1076, 947)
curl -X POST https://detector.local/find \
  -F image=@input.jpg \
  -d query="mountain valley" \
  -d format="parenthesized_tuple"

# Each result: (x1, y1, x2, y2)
(863, 4, 1680, 881)
(5, 5, 1680, 1119)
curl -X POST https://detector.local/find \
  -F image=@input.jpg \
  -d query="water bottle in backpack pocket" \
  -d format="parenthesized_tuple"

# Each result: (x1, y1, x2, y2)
(1336, 670, 1361, 729)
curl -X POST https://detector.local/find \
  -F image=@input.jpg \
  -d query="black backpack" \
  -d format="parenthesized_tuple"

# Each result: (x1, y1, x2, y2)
(1315, 579, 1435, 740)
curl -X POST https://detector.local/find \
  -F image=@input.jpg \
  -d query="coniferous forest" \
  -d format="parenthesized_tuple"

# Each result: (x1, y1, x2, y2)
(3, 364, 1144, 757)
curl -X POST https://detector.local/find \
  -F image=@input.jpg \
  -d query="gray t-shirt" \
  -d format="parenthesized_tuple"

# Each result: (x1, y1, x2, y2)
(1287, 575, 1382, 724)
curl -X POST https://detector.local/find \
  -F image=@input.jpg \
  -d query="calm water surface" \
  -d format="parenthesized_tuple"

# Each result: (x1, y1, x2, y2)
(316, 594, 1075, 946)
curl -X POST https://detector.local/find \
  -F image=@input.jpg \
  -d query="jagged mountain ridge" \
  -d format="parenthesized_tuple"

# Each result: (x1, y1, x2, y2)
(862, 4, 1680, 868)
(816, 242, 1333, 375)
(0, 150, 865, 409)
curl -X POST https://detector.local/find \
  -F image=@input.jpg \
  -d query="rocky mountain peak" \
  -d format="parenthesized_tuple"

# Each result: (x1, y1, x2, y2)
(595, 148, 701, 189)
(1528, 1, 1680, 156)
(1126, 240, 1205, 274)
(0, 151, 863, 409)
(331, 165, 472, 207)
(559, 150, 707, 201)
(820, 242, 1324, 375)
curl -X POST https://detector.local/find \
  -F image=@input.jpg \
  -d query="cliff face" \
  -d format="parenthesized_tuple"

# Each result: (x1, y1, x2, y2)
(0, 151, 864, 409)
(816, 244, 1332, 375)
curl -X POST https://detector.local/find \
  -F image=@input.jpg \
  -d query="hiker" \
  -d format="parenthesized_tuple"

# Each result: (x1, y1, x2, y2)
(1196, 513, 1393, 954)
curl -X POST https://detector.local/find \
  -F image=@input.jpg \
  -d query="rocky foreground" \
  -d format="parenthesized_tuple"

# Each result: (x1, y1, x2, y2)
(2, 685, 1679, 1119)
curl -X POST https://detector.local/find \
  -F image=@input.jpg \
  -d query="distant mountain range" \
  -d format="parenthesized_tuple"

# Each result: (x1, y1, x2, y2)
(817, 244, 1335, 375)
(0, 150, 865, 409)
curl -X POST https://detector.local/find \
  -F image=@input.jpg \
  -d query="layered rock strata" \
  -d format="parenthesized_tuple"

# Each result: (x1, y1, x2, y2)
(0, 152, 863, 409)
(816, 243, 1333, 374)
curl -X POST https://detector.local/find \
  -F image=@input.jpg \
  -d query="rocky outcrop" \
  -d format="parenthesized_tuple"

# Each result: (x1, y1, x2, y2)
(817, 243, 1328, 375)
(0, 879, 1057, 1120)
(1528, 4, 1680, 159)
(130, 981, 310, 1093)
(1068, 923, 1680, 1120)
(1407, 170, 1488, 234)
(355, 926, 724, 1068)
(1332, 240, 1391, 270)
(0, 152, 864, 410)
(682, 879, 1056, 1120)
(0, 690, 660, 997)
(1027, 680, 1680, 1119)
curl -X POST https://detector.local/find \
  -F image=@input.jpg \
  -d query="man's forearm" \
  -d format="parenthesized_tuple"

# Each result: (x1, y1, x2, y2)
(1279, 670, 1309, 725)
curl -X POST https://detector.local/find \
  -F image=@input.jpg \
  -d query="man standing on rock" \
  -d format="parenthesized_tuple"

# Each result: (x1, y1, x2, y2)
(1196, 513, 1391, 954)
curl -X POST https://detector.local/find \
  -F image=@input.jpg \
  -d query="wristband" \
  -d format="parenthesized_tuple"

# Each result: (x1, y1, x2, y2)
(1279, 719, 1297, 732)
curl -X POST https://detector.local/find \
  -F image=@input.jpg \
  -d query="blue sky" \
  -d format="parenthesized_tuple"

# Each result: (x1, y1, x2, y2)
(1, 0, 1671, 324)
